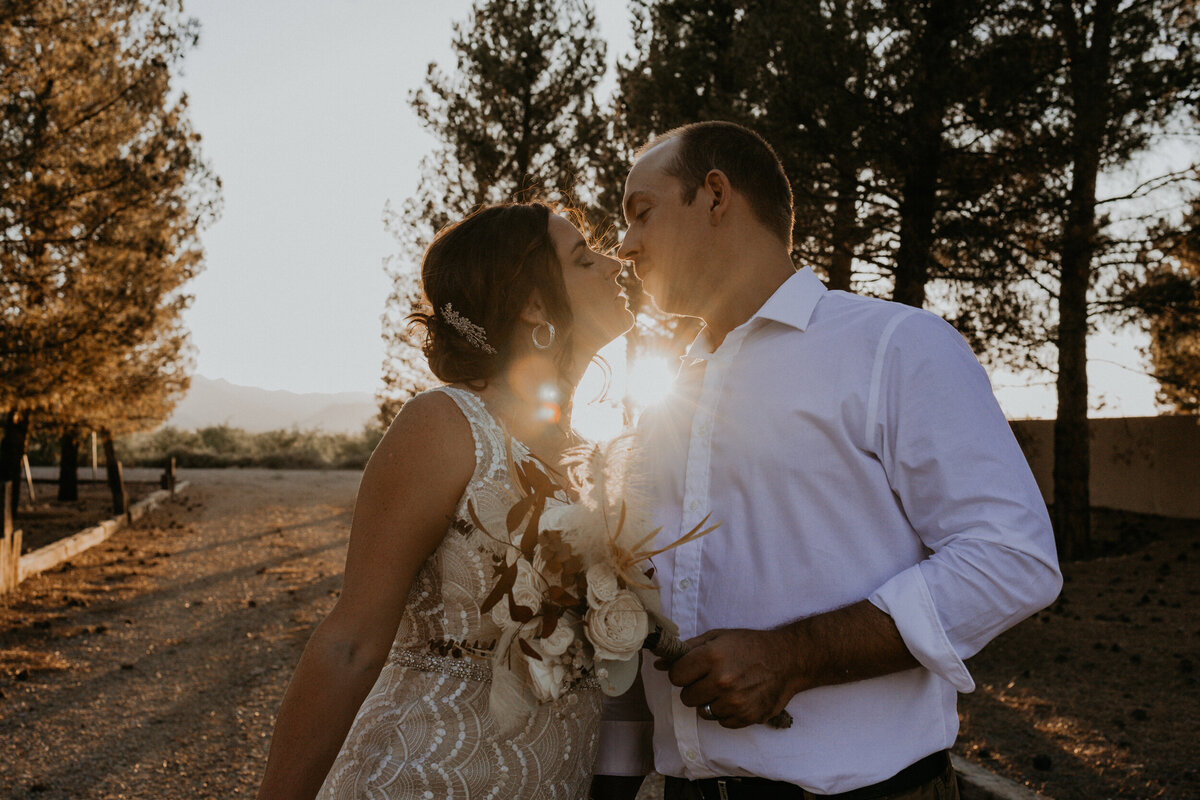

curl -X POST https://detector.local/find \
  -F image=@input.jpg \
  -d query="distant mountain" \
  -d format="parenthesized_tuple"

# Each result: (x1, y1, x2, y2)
(166, 376, 377, 434)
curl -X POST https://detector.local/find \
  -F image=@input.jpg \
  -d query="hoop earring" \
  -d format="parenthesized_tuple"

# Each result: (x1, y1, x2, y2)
(532, 321, 556, 350)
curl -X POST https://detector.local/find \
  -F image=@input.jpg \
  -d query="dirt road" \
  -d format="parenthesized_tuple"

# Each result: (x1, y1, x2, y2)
(7, 468, 1193, 799)
(0, 469, 359, 800)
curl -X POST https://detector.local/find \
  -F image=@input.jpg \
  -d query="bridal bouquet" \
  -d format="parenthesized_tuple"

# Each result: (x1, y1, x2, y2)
(468, 433, 715, 735)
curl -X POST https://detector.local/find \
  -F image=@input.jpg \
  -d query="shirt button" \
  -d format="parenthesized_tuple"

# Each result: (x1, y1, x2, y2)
(678, 578, 691, 590)
(689, 500, 701, 511)
(685, 749, 698, 761)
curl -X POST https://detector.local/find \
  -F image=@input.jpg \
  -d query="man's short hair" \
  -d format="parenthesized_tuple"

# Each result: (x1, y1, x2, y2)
(637, 121, 794, 247)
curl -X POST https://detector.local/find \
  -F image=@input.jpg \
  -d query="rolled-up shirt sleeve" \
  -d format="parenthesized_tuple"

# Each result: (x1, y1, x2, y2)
(866, 312, 1063, 691)
(594, 668, 655, 776)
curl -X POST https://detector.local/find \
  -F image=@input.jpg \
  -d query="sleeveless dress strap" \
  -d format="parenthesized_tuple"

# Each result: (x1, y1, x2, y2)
(427, 385, 510, 484)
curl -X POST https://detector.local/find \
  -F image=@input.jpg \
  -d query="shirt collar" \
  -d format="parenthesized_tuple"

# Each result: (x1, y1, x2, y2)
(752, 266, 827, 332)
(682, 267, 827, 363)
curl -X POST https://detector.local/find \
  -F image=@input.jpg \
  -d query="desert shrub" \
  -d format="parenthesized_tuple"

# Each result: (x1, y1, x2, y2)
(112, 424, 384, 469)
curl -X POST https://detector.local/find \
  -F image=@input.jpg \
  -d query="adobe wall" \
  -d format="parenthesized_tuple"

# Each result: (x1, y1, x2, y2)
(1010, 416, 1200, 519)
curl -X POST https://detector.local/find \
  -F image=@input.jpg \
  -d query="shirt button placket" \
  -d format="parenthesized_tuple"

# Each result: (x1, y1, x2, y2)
(673, 351, 732, 776)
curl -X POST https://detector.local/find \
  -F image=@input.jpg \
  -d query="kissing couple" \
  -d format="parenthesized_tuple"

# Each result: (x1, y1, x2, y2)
(256, 121, 1062, 800)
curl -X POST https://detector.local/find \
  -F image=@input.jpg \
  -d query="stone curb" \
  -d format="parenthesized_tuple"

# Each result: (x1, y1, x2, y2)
(954, 754, 1050, 800)
(16, 481, 191, 585)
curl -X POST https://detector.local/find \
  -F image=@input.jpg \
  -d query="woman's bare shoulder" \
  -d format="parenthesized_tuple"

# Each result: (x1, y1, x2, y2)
(367, 389, 475, 483)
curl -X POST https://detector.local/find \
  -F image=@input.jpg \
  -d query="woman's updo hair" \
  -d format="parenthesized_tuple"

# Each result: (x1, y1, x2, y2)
(408, 202, 575, 385)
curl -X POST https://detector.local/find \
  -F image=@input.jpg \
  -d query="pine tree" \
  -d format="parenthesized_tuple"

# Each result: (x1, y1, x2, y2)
(1039, 0, 1199, 558)
(378, 0, 610, 421)
(612, 0, 1064, 306)
(0, 0, 218, 514)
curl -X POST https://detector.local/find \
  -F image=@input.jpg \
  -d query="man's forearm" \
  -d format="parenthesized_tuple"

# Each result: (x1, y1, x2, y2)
(780, 599, 918, 694)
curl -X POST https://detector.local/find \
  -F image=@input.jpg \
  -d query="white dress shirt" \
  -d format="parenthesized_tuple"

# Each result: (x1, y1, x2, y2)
(595, 267, 1062, 794)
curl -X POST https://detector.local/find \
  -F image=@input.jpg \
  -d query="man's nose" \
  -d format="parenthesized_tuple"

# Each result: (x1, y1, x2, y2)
(617, 234, 637, 261)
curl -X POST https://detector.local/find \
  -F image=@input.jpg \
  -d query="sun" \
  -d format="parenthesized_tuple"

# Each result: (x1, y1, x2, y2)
(624, 355, 675, 409)
(570, 341, 679, 441)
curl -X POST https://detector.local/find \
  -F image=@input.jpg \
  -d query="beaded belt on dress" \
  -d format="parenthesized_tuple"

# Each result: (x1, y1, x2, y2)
(389, 648, 493, 681)
(389, 647, 602, 691)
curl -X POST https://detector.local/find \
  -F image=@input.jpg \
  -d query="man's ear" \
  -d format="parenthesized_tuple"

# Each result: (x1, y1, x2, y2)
(704, 169, 732, 225)
(519, 290, 548, 327)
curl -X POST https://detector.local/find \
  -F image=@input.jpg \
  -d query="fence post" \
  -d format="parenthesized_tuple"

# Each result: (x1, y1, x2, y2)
(1, 483, 22, 593)
(110, 461, 129, 518)
(160, 456, 176, 496)
(21, 453, 35, 504)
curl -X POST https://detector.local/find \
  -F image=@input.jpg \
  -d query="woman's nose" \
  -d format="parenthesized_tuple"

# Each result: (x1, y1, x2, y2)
(603, 254, 621, 279)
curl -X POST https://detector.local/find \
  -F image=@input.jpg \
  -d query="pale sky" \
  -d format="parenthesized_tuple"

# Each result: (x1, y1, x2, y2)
(176, 0, 1165, 424)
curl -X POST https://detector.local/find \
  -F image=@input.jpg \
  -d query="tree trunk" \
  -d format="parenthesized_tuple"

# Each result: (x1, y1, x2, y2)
(58, 428, 81, 502)
(1, 411, 31, 523)
(101, 428, 128, 516)
(1052, 0, 1116, 561)
(828, 166, 857, 292)
(892, 0, 954, 308)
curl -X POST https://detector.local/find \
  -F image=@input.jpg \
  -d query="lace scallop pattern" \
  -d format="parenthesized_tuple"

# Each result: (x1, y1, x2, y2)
(316, 386, 602, 800)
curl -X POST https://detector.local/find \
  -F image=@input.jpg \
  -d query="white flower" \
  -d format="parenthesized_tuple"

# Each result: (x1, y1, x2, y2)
(585, 589, 649, 661)
(538, 503, 576, 533)
(540, 621, 576, 657)
(491, 598, 513, 629)
(526, 651, 567, 702)
(511, 559, 543, 616)
(586, 563, 620, 607)
(491, 558, 543, 631)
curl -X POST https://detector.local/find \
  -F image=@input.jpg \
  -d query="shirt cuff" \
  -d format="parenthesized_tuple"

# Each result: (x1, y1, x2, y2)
(593, 720, 655, 776)
(868, 566, 975, 692)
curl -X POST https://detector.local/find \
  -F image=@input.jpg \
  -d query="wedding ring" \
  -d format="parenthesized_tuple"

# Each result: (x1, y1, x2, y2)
(698, 703, 717, 721)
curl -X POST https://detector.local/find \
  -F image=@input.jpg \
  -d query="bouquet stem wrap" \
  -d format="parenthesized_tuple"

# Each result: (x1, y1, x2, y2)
(644, 626, 794, 730)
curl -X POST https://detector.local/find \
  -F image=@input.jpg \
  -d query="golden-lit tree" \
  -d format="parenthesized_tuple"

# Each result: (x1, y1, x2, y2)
(0, 0, 218, 514)
(1124, 192, 1200, 415)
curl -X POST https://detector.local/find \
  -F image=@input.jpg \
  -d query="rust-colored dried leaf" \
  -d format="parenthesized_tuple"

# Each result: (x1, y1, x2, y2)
(480, 562, 516, 613)
(467, 500, 493, 537)
(547, 586, 578, 606)
(519, 500, 543, 558)
(508, 594, 535, 623)
(517, 637, 543, 661)
(506, 495, 534, 534)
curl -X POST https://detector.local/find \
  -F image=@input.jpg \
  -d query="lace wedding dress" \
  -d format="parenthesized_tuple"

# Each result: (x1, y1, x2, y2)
(317, 386, 603, 800)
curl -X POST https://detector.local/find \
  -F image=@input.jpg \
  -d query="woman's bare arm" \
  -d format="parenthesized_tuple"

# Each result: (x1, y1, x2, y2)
(257, 392, 474, 799)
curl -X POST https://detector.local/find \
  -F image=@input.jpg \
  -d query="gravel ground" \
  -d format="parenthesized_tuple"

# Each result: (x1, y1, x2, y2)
(2, 470, 1196, 800)
(0, 469, 357, 799)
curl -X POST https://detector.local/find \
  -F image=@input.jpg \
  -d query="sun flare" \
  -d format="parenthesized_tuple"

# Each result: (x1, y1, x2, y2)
(571, 340, 678, 441)
(625, 355, 675, 409)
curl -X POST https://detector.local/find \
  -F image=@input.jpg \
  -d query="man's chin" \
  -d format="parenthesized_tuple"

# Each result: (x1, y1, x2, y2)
(640, 278, 666, 310)
(643, 291, 685, 319)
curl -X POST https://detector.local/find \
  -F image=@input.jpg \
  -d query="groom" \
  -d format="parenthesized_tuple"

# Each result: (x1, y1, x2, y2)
(592, 121, 1062, 799)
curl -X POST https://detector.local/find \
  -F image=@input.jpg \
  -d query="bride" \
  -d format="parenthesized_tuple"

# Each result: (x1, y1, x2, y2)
(256, 202, 635, 799)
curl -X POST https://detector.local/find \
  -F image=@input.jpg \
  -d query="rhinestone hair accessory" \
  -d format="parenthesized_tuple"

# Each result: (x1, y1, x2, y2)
(440, 302, 497, 354)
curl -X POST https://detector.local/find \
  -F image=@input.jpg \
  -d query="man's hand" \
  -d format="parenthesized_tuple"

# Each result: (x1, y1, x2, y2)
(657, 601, 920, 729)
(656, 627, 806, 729)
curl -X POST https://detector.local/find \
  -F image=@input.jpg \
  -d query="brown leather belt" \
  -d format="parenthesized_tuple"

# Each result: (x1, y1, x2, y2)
(664, 750, 951, 800)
